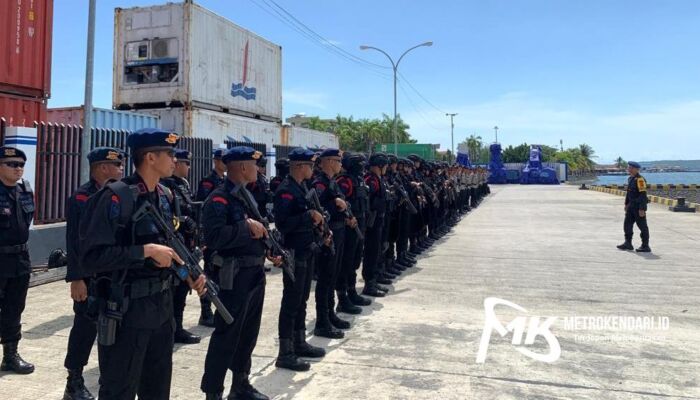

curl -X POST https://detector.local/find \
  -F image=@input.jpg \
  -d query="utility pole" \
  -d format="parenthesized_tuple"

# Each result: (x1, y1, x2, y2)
(81, 0, 97, 183)
(494, 125, 499, 143)
(446, 113, 457, 163)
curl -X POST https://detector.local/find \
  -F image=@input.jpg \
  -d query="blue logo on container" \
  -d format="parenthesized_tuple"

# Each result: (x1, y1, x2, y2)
(231, 40, 256, 101)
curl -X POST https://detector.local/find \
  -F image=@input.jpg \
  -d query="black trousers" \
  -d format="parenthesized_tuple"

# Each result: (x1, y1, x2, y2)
(624, 207, 650, 245)
(201, 266, 266, 393)
(0, 273, 30, 344)
(362, 217, 384, 283)
(173, 281, 189, 330)
(64, 295, 97, 370)
(315, 227, 345, 318)
(338, 225, 361, 293)
(97, 319, 174, 400)
(278, 251, 314, 340)
(396, 208, 410, 256)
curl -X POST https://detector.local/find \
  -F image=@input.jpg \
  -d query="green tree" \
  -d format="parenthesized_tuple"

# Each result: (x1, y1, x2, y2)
(305, 116, 331, 132)
(614, 156, 627, 169)
(502, 143, 530, 163)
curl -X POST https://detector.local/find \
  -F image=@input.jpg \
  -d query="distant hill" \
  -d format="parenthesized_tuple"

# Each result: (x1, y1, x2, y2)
(639, 160, 700, 170)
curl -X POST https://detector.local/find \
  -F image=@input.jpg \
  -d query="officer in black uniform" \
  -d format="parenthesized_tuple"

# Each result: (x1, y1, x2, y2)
(274, 148, 327, 372)
(396, 158, 418, 269)
(335, 152, 371, 313)
(0, 146, 35, 375)
(312, 148, 353, 338)
(79, 129, 206, 400)
(362, 153, 389, 297)
(63, 147, 125, 400)
(161, 149, 201, 344)
(246, 155, 272, 221)
(269, 158, 289, 194)
(618, 161, 651, 253)
(196, 148, 226, 327)
(200, 147, 278, 400)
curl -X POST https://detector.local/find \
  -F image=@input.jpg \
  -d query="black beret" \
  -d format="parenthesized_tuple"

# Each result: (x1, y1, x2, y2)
(126, 128, 179, 151)
(275, 158, 289, 168)
(628, 161, 641, 169)
(288, 148, 317, 162)
(319, 148, 343, 158)
(213, 149, 224, 159)
(222, 146, 262, 163)
(257, 155, 268, 167)
(175, 149, 192, 162)
(87, 147, 124, 165)
(387, 154, 398, 164)
(0, 146, 27, 161)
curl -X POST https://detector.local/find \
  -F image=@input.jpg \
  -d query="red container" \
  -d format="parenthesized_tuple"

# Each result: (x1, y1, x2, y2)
(0, 93, 47, 127)
(0, 0, 54, 98)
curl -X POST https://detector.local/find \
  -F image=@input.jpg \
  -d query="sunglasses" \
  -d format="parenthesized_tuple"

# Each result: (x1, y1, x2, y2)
(1, 161, 25, 169)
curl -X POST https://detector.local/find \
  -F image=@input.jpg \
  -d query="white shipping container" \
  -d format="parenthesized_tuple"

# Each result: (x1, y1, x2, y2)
(113, 2, 282, 121)
(287, 126, 339, 149)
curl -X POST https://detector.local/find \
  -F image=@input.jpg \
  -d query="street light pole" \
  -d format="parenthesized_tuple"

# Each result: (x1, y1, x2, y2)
(360, 41, 433, 156)
(494, 125, 499, 143)
(81, 0, 97, 183)
(446, 113, 457, 162)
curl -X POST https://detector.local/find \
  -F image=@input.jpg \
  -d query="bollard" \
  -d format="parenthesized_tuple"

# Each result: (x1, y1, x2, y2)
(669, 197, 696, 213)
(579, 183, 589, 190)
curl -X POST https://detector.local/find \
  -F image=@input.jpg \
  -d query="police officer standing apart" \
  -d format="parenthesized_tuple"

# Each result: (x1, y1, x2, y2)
(274, 148, 327, 372)
(161, 149, 201, 344)
(617, 161, 651, 253)
(0, 146, 35, 375)
(79, 129, 207, 400)
(197, 148, 227, 327)
(201, 147, 279, 400)
(63, 147, 125, 400)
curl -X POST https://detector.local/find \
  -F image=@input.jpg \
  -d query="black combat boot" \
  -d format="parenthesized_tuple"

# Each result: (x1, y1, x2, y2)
(376, 275, 393, 285)
(1, 342, 34, 374)
(329, 311, 351, 330)
(293, 330, 325, 358)
(63, 368, 94, 400)
(362, 282, 386, 297)
(313, 314, 345, 339)
(199, 304, 216, 327)
(275, 339, 311, 371)
(336, 291, 362, 314)
(174, 328, 201, 344)
(617, 241, 634, 250)
(205, 393, 223, 400)
(348, 289, 372, 306)
(635, 244, 652, 253)
(228, 372, 269, 400)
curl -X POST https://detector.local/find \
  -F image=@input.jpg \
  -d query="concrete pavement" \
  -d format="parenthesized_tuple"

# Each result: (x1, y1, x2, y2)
(2, 184, 699, 399)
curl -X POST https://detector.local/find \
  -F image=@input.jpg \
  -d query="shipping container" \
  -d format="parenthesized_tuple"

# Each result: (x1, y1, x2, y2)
(0, 93, 47, 127)
(374, 143, 438, 160)
(143, 107, 281, 149)
(47, 106, 160, 130)
(286, 126, 339, 149)
(113, 2, 282, 122)
(0, 0, 54, 98)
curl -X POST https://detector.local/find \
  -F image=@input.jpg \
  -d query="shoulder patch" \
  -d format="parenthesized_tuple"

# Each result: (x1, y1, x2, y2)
(212, 196, 228, 205)
(281, 193, 294, 201)
(637, 178, 647, 191)
(202, 181, 214, 189)
(109, 194, 121, 219)
(75, 193, 89, 202)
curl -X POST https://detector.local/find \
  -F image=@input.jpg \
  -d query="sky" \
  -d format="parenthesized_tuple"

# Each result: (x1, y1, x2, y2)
(49, 0, 700, 163)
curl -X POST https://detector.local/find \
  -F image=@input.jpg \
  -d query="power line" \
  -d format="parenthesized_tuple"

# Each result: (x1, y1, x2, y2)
(397, 79, 444, 132)
(247, 0, 391, 80)
(398, 71, 446, 114)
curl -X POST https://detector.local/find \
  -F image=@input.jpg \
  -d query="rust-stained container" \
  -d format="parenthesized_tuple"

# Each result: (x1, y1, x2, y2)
(0, 0, 54, 98)
(0, 93, 47, 127)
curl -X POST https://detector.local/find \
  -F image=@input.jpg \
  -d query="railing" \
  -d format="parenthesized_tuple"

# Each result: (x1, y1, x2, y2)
(274, 144, 298, 160)
(225, 139, 267, 157)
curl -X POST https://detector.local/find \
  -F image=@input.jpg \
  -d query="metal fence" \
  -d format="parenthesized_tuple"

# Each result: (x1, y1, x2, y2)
(0, 117, 6, 144)
(274, 144, 297, 160)
(35, 123, 82, 223)
(31, 125, 213, 224)
(225, 139, 267, 156)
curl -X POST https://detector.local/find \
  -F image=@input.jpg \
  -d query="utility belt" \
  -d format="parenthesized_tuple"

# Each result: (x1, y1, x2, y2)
(212, 253, 265, 290)
(96, 275, 173, 347)
(0, 243, 28, 254)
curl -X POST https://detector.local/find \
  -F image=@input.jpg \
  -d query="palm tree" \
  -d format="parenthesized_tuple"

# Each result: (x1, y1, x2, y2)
(578, 144, 596, 171)
(466, 134, 483, 164)
(614, 156, 627, 169)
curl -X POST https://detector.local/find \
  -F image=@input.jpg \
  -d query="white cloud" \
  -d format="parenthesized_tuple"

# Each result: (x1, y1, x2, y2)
(402, 93, 700, 162)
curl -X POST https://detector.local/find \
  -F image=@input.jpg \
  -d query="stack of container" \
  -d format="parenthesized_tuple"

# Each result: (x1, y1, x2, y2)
(112, 2, 283, 146)
(0, 0, 54, 127)
(112, 1, 338, 176)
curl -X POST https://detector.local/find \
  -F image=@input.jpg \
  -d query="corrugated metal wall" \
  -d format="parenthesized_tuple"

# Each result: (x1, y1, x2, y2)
(31, 124, 213, 224)
(47, 107, 161, 131)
